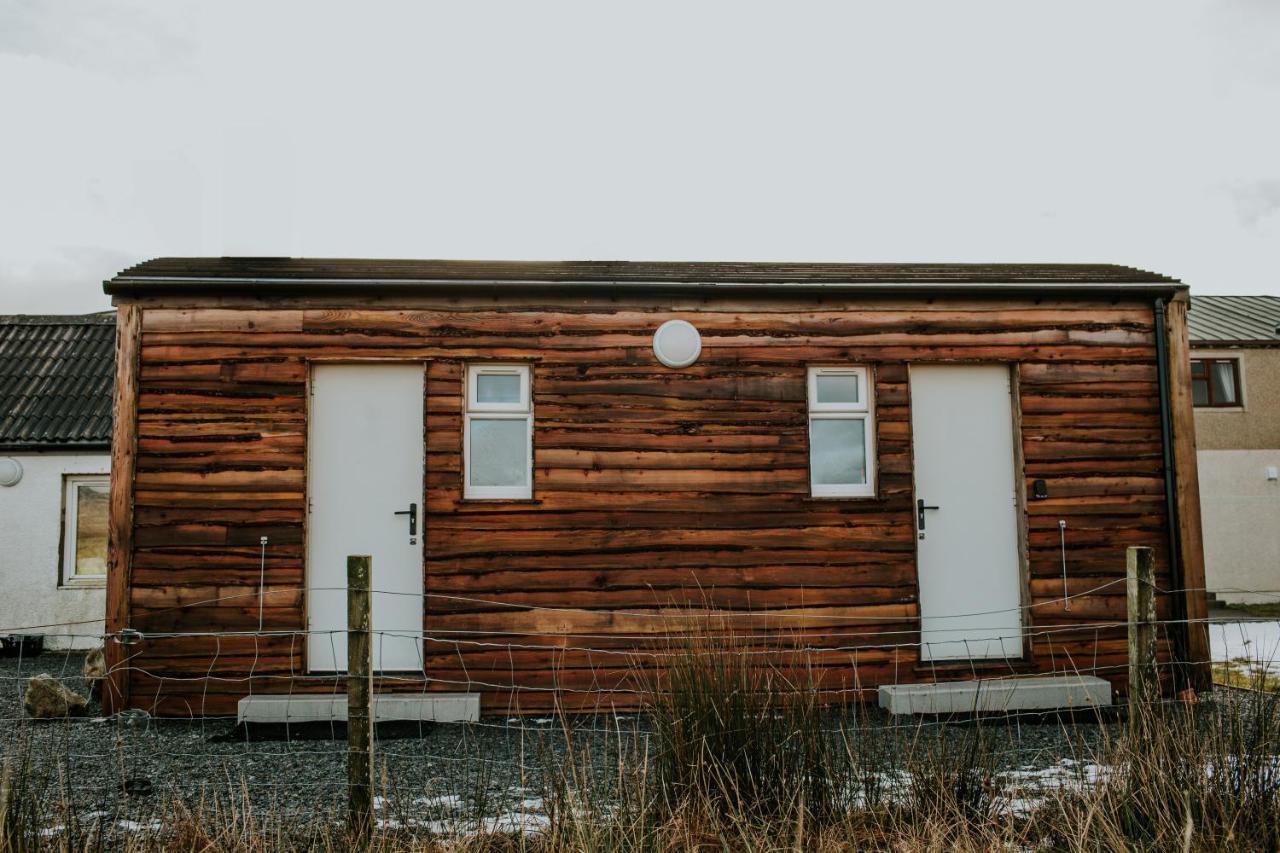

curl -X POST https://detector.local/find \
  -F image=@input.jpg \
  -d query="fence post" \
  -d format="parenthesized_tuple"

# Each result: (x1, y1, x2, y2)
(347, 555, 374, 844)
(1127, 545, 1157, 709)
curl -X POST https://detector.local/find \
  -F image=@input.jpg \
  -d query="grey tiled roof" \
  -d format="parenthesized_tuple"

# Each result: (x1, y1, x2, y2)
(1189, 295, 1280, 345)
(0, 313, 116, 450)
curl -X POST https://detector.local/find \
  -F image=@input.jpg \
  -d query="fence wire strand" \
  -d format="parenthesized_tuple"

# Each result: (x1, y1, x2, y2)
(2, 577, 1278, 845)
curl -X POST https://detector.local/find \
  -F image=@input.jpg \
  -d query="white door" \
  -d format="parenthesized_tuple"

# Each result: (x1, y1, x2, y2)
(307, 364, 425, 672)
(910, 365, 1024, 661)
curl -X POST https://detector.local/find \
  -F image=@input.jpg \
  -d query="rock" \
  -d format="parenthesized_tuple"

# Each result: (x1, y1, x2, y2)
(122, 777, 153, 797)
(83, 646, 106, 680)
(83, 646, 106, 698)
(23, 673, 89, 718)
(116, 708, 151, 727)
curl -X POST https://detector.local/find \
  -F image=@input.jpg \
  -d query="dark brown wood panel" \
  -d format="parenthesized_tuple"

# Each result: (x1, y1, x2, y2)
(121, 296, 1178, 713)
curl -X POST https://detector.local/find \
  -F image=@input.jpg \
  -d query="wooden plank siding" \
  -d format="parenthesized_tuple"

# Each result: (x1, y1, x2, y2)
(118, 296, 1180, 716)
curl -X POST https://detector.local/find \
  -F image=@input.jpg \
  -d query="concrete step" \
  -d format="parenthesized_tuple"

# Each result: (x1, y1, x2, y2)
(878, 675, 1112, 715)
(237, 693, 480, 724)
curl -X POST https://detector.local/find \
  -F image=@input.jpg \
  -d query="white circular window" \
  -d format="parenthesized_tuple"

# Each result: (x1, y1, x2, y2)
(0, 457, 22, 487)
(653, 320, 702, 368)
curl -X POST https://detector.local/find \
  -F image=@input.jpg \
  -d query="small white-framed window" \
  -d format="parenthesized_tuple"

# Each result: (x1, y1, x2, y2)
(807, 366, 875, 498)
(464, 364, 533, 499)
(61, 474, 110, 586)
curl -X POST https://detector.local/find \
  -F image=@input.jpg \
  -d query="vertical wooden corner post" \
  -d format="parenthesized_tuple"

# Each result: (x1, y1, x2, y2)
(1163, 297, 1211, 692)
(104, 302, 141, 715)
(1127, 546, 1158, 713)
(347, 555, 374, 844)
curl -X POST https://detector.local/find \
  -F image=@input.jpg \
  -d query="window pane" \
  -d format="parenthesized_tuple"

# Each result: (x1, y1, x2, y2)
(469, 418, 529, 486)
(476, 373, 522, 405)
(1190, 360, 1207, 379)
(1192, 378, 1209, 406)
(74, 482, 109, 576)
(1211, 362, 1237, 405)
(810, 419, 867, 485)
(815, 373, 860, 405)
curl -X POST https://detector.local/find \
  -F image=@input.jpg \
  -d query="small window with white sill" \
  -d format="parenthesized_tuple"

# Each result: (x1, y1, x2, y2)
(464, 364, 533, 499)
(61, 475, 109, 586)
(807, 366, 875, 497)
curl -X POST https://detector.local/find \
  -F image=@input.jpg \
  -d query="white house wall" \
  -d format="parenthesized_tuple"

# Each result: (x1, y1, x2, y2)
(0, 451, 108, 649)
(1198, 448, 1280, 605)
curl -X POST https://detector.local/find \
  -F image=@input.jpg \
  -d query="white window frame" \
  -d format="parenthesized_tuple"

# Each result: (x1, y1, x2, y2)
(61, 474, 110, 587)
(807, 366, 875, 498)
(464, 364, 533, 499)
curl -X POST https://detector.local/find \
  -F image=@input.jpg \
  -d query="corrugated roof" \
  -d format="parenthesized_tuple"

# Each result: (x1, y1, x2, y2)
(1189, 295, 1280, 345)
(0, 313, 116, 450)
(106, 258, 1182, 296)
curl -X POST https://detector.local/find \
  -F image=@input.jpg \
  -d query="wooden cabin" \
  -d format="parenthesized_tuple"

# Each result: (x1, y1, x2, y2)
(101, 259, 1209, 716)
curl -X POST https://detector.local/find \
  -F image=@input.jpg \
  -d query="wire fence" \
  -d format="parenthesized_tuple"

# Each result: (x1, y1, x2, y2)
(1, 573, 1278, 845)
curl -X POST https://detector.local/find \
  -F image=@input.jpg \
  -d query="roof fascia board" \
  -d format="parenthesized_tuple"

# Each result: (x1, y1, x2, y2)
(1188, 340, 1280, 349)
(105, 275, 1189, 299)
(0, 443, 112, 453)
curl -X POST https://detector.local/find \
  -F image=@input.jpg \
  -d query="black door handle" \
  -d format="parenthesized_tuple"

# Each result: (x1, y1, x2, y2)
(394, 502, 417, 537)
(917, 498, 940, 531)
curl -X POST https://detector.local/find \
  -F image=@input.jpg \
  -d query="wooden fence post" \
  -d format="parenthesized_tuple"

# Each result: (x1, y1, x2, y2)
(1127, 546, 1157, 709)
(347, 555, 374, 844)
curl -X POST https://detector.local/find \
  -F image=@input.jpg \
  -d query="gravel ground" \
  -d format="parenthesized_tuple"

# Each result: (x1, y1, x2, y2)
(0, 650, 650, 836)
(0, 648, 1180, 842)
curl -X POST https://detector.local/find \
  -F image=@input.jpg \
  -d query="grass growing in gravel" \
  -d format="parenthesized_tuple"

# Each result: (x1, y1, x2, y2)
(1221, 602, 1280, 618)
(643, 631, 836, 821)
(5, 646, 1280, 850)
(1214, 656, 1280, 691)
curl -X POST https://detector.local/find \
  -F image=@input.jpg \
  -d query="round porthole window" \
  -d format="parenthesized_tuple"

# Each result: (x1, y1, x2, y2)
(653, 320, 702, 368)
(0, 457, 22, 487)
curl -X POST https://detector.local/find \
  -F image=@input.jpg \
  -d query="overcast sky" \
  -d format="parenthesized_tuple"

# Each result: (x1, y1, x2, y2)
(1, 1, 1278, 313)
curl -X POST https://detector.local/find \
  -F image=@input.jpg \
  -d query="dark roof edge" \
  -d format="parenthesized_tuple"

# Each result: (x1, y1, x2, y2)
(1189, 339, 1280, 349)
(0, 312, 116, 325)
(105, 276, 1190, 299)
(0, 441, 111, 453)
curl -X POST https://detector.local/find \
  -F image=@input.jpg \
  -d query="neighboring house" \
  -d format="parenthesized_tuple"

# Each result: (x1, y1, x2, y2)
(100, 259, 1208, 716)
(1189, 295, 1280, 606)
(0, 313, 115, 649)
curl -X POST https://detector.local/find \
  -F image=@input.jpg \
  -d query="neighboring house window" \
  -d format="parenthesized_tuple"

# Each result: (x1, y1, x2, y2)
(807, 366, 875, 497)
(1191, 358, 1242, 408)
(62, 475, 109, 585)
(464, 364, 533, 499)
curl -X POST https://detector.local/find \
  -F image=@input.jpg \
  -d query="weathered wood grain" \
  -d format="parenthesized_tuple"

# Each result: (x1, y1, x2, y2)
(1164, 298, 1211, 690)
(104, 302, 141, 714)
(119, 295, 1183, 713)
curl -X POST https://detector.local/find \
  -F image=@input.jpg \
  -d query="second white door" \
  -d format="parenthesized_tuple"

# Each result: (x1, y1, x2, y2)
(307, 364, 425, 672)
(910, 365, 1024, 661)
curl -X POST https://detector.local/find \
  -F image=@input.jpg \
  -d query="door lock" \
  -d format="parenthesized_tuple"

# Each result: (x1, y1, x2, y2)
(394, 502, 418, 544)
(916, 498, 940, 539)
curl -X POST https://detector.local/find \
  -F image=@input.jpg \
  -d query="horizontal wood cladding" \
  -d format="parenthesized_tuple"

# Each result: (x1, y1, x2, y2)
(124, 297, 1174, 715)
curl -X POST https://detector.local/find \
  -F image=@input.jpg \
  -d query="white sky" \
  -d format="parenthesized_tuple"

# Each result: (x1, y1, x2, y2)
(1, 1, 1278, 313)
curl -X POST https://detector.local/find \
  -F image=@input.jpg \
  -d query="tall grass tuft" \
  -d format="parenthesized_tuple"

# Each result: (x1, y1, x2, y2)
(643, 632, 838, 823)
(1052, 683, 1280, 851)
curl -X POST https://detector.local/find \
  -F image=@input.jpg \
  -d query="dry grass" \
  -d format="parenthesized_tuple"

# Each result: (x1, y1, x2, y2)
(1214, 657, 1280, 691)
(5, 645, 1280, 851)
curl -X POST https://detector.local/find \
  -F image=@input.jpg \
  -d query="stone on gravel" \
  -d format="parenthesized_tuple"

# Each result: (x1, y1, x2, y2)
(84, 646, 106, 681)
(24, 673, 89, 718)
(83, 646, 106, 698)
